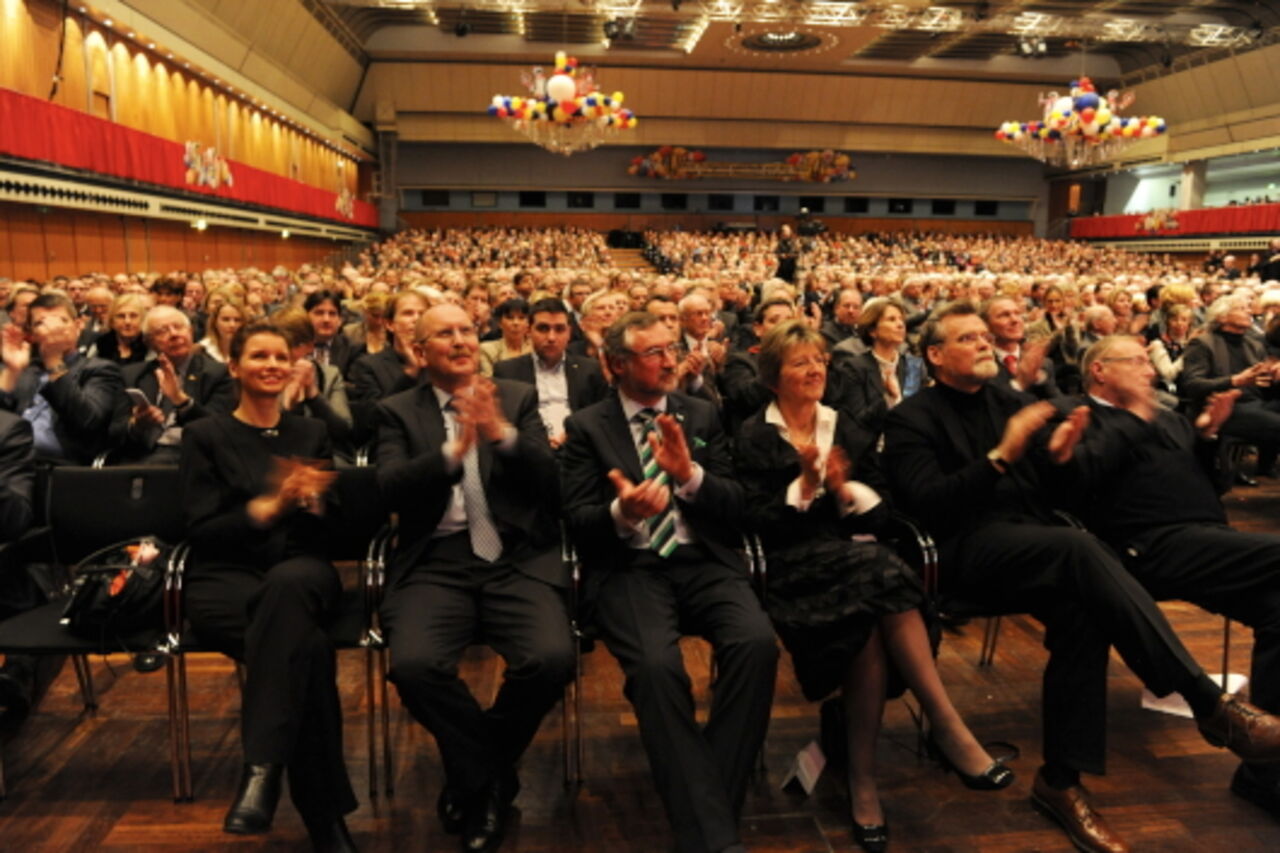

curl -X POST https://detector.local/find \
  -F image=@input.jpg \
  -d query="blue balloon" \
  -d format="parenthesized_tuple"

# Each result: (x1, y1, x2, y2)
(487, 105, 499, 116)
(1075, 93, 1100, 110)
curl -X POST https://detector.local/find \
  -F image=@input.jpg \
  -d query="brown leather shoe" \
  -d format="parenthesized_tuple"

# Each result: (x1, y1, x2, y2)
(1197, 695, 1280, 763)
(1030, 770, 1131, 853)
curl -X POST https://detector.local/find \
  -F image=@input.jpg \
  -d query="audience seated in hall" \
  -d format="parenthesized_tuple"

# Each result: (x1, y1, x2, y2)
(8, 223, 1280, 851)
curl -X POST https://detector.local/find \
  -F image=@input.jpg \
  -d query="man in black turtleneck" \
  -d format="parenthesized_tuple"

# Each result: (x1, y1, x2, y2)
(1054, 334, 1280, 820)
(1179, 294, 1280, 478)
(884, 300, 1280, 853)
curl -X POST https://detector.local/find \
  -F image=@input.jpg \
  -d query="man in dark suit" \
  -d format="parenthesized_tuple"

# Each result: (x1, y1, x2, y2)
(1259, 238, 1280, 284)
(376, 303, 573, 853)
(1055, 334, 1280, 818)
(305, 291, 357, 377)
(0, 410, 36, 725)
(560, 312, 777, 853)
(981, 295, 1062, 399)
(1179, 293, 1280, 477)
(348, 290, 431, 447)
(492, 298, 608, 448)
(883, 300, 1280, 853)
(0, 292, 126, 465)
(116, 306, 235, 463)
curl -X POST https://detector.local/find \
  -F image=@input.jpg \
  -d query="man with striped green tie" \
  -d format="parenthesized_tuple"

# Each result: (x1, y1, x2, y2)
(561, 311, 778, 853)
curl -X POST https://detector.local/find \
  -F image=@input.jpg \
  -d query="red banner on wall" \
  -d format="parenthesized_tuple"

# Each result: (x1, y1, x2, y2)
(1070, 203, 1280, 239)
(0, 87, 377, 229)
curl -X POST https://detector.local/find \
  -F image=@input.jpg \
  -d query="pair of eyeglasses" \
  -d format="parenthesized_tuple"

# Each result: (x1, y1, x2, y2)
(1100, 355, 1151, 368)
(626, 343, 681, 360)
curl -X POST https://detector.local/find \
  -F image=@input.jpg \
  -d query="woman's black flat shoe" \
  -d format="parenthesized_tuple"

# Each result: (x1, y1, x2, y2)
(852, 820, 889, 853)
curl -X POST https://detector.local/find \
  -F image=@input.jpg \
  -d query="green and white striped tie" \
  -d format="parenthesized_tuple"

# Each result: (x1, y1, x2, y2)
(635, 408, 678, 558)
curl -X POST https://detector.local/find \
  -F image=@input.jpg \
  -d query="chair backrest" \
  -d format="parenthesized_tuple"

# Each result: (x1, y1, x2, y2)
(329, 466, 390, 563)
(46, 466, 185, 566)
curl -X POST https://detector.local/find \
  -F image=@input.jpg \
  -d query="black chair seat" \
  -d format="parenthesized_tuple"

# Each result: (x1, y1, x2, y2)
(0, 601, 165, 656)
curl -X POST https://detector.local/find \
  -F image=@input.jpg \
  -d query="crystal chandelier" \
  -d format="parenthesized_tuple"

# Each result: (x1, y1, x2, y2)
(995, 77, 1167, 169)
(488, 51, 637, 156)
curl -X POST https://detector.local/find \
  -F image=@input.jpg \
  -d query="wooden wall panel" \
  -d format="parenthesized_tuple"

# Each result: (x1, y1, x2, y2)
(71, 212, 106, 272)
(1, 1, 364, 195)
(100, 215, 128, 273)
(42, 212, 77, 275)
(0, 204, 13, 280)
(5, 205, 48, 281)
(0, 202, 344, 278)
(123, 217, 149, 273)
(147, 220, 186, 273)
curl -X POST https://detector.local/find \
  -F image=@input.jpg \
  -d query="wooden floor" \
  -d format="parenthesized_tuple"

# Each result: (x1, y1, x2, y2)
(4, 484, 1280, 852)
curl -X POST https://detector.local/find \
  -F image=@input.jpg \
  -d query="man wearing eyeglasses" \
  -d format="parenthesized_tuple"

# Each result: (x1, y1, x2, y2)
(1051, 334, 1280, 821)
(883, 301, 1280, 853)
(375, 303, 573, 853)
(116, 306, 235, 463)
(560, 311, 777, 853)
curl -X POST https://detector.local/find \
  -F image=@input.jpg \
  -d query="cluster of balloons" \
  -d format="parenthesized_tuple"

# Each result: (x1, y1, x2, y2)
(995, 77, 1167, 145)
(488, 51, 637, 130)
(628, 146, 706, 179)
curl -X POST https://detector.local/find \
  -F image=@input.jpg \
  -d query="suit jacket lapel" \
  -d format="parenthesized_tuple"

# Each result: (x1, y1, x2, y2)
(603, 396, 644, 483)
(418, 383, 447, 452)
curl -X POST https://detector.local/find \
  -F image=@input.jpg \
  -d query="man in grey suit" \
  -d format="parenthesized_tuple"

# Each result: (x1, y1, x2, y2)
(375, 304, 573, 853)
(492, 297, 608, 448)
(1179, 293, 1280, 477)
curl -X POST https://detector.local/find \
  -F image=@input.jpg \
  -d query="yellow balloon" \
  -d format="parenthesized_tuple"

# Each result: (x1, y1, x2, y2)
(627, 117, 638, 129)
(612, 91, 624, 105)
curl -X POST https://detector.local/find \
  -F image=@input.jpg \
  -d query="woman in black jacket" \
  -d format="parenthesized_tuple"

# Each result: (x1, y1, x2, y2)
(735, 321, 1010, 851)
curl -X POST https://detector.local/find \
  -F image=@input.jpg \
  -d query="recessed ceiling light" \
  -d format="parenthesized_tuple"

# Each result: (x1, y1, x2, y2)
(103, 18, 112, 26)
(126, 31, 134, 38)
(147, 42, 155, 49)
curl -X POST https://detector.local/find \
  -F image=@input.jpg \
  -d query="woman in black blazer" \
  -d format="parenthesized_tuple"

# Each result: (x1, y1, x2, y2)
(735, 321, 1010, 851)
(181, 322, 356, 852)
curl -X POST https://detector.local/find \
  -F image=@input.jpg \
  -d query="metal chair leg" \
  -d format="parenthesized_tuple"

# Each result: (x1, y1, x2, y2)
(365, 646, 378, 800)
(177, 652, 193, 800)
(1222, 618, 1233, 691)
(72, 655, 98, 712)
(379, 647, 394, 797)
(979, 616, 1003, 667)
(166, 653, 183, 802)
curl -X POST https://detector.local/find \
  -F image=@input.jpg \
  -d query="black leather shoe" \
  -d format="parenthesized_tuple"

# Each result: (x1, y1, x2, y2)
(438, 787, 465, 834)
(304, 814, 359, 853)
(1231, 763, 1280, 817)
(851, 821, 888, 853)
(223, 763, 284, 834)
(462, 781, 509, 853)
(132, 653, 165, 673)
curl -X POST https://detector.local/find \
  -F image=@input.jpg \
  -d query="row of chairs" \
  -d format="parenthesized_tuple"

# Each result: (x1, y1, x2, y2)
(0, 462, 596, 804)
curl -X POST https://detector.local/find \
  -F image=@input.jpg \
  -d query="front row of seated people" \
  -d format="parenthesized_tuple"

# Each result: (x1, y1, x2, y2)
(3, 297, 1279, 852)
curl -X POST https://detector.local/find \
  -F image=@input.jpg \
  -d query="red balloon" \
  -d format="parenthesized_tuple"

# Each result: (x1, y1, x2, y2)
(1080, 108, 1096, 123)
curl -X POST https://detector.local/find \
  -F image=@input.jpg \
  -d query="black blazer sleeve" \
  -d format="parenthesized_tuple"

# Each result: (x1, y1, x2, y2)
(0, 413, 34, 544)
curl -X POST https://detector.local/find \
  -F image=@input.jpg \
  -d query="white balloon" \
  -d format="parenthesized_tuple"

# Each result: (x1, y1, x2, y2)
(546, 74, 577, 103)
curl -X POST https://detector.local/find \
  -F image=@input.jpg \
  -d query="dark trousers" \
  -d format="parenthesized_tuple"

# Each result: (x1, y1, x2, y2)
(946, 522, 1203, 775)
(1220, 398, 1280, 447)
(593, 549, 778, 853)
(1128, 524, 1280, 714)
(381, 533, 574, 796)
(185, 557, 357, 818)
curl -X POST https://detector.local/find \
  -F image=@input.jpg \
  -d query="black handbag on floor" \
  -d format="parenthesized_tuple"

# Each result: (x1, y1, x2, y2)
(60, 538, 169, 640)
